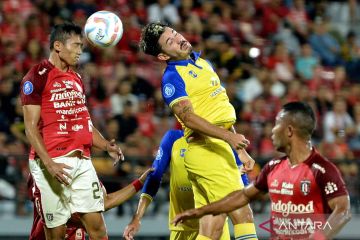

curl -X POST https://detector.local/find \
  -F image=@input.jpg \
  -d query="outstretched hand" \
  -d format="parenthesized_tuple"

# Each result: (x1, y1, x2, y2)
(106, 139, 125, 165)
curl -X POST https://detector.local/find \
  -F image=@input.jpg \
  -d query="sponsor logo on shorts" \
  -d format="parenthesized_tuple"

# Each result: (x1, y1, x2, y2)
(23, 81, 34, 95)
(163, 83, 175, 98)
(46, 213, 54, 221)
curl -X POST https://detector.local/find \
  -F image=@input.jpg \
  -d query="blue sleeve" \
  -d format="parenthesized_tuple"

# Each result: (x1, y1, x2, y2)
(232, 148, 250, 186)
(232, 148, 242, 167)
(161, 68, 188, 107)
(142, 130, 183, 198)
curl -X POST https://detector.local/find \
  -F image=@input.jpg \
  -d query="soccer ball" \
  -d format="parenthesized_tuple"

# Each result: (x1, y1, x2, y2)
(84, 11, 123, 48)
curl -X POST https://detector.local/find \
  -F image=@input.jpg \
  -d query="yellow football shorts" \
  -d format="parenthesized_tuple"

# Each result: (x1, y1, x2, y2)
(185, 136, 244, 208)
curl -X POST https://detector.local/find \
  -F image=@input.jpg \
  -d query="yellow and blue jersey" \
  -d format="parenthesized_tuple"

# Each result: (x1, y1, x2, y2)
(161, 52, 236, 138)
(141, 129, 249, 231)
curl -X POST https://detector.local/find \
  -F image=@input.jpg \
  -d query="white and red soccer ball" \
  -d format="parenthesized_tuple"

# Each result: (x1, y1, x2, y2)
(84, 10, 123, 48)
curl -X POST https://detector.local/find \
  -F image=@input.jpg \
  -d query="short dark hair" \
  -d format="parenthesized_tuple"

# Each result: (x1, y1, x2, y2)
(282, 101, 316, 139)
(139, 22, 167, 56)
(49, 22, 82, 50)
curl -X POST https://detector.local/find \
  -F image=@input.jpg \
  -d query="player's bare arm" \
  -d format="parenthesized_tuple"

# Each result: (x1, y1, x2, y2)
(92, 126, 124, 165)
(171, 99, 249, 150)
(23, 105, 72, 185)
(172, 184, 261, 225)
(104, 168, 153, 211)
(310, 195, 351, 239)
(123, 195, 152, 240)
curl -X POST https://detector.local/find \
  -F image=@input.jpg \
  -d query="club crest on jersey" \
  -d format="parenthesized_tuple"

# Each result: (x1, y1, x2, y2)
(23, 81, 34, 95)
(163, 83, 175, 98)
(300, 180, 311, 196)
(188, 70, 197, 78)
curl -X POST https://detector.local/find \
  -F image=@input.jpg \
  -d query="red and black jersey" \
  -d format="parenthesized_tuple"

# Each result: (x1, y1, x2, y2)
(255, 148, 348, 239)
(20, 60, 93, 159)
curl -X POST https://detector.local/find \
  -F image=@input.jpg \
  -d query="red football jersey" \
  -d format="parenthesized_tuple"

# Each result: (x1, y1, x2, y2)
(255, 148, 348, 239)
(20, 60, 93, 159)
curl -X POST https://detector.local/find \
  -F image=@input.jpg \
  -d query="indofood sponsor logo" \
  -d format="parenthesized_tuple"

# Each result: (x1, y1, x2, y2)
(271, 200, 314, 217)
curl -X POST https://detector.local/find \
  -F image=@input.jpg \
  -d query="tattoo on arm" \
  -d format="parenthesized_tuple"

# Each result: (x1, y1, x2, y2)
(172, 100, 194, 122)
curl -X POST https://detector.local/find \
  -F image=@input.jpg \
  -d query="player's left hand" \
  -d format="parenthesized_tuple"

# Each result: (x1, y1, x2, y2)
(106, 139, 124, 165)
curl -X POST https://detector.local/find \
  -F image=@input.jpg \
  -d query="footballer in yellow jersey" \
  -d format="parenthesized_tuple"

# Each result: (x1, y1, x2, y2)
(138, 23, 256, 240)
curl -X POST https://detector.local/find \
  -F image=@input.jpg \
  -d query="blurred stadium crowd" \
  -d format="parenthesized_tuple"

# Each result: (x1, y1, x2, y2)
(0, 0, 360, 217)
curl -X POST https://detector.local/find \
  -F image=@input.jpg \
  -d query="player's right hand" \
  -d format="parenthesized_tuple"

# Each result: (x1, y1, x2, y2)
(123, 219, 141, 240)
(45, 161, 73, 186)
(225, 132, 250, 151)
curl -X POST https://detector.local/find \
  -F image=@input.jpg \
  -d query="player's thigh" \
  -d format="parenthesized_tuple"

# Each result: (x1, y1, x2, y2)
(79, 212, 106, 235)
(29, 159, 71, 228)
(70, 159, 104, 213)
(170, 230, 198, 240)
(186, 140, 243, 207)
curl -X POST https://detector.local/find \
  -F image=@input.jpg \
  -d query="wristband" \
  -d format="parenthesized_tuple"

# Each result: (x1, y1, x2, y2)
(132, 179, 143, 192)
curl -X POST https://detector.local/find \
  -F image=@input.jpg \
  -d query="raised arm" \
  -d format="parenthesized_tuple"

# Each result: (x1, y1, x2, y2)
(172, 184, 261, 225)
(23, 105, 72, 185)
(172, 99, 249, 150)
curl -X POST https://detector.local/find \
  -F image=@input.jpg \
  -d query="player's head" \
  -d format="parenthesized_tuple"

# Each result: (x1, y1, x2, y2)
(139, 22, 192, 61)
(50, 22, 83, 66)
(272, 101, 316, 152)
